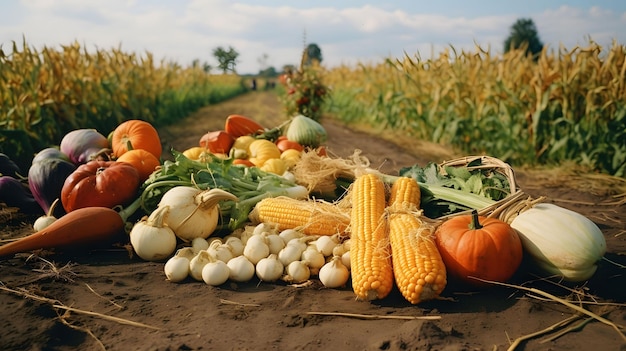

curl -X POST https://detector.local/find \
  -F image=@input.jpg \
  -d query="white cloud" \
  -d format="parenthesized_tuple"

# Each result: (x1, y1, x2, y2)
(1, 1, 624, 73)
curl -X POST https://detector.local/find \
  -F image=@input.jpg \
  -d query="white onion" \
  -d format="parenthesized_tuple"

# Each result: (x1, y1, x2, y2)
(227, 255, 255, 282)
(243, 234, 270, 264)
(189, 250, 212, 281)
(278, 241, 305, 266)
(301, 246, 325, 270)
(318, 256, 350, 288)
(264, 233, 285, 254)
(225, 236, 245, 257)
(202, 260, 230, 286)
(164, 255, 190, 283)
(158, 186, 237, 242)
(315, 235, 340, 257)
(207, 240, 234, 263)
(283, 261, 310, 284)
(255, 254, 284, 282)
(129, 205, 177, 262)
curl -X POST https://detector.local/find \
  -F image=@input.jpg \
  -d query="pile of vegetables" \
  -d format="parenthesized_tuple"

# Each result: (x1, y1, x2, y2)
(0, 112, 610, 304)
(0, 114, 324, 257)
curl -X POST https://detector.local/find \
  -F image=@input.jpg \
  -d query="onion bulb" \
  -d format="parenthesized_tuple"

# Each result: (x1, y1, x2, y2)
(164, 249, 193, 283)
(264, 233, 285, 254)
(207, 239, 234, 263)
(189, 250, 212, 281)
(315, 234, 340, 257)
(319, 256, 350, 288)
(301, 246, 325, 270)
(130, 205, 177, 262)
(202, 258, 230, 286)
(243, 234, 270, 264)
(225, 236, 244, 256)
(283, 260, 310, 284)
(158, 186, 237, 242)
(191, 237, 209, 253)
(227, 255, 255, 282)
(255, 254, 284, 282)
(33, 198, 60, 232)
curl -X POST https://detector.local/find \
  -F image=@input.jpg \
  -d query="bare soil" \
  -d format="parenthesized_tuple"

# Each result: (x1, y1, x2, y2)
(1, 91, 625, 351)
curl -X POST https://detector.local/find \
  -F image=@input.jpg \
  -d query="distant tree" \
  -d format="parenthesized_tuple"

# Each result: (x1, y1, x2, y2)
(212, 46, 239, 74)
(503, 18, 544, 59)
(282, 64, 297, 75)
(259, 66, 277, 77)
(303, 43, 322, 66)
(191, 59, 212, 73)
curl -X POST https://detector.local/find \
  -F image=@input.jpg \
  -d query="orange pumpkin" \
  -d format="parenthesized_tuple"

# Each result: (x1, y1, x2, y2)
(115, 149, 161, 182)
(434, 210, 523, 286)
(199, 130, 234, 154)
(111, 120, 162, 159)
(224, 114, 264, 138)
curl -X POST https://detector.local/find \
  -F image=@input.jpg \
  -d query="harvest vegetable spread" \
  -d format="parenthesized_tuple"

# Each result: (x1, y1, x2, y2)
(0, 113, 609, 305)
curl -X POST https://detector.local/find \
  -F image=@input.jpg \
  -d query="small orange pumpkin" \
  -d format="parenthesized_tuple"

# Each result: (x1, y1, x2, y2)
(115, 149, 161, 182)
(111, 120, 162, 159)
(199, 130, 234, 154)
(434, 210, 523, 286)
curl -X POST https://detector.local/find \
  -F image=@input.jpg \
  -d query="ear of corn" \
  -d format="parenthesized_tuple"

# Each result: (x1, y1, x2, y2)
(349, 173, 393, 301)
(388, 177, 447, 304)
(248, 196, 350, 236)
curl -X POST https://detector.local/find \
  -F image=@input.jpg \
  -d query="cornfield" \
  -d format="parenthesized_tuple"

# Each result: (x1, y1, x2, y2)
(325, 41, 626, 177)
(0, 39, 246, 170)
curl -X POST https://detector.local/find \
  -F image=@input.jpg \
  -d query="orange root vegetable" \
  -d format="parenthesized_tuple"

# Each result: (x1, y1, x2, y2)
(0, 204, 139, 258)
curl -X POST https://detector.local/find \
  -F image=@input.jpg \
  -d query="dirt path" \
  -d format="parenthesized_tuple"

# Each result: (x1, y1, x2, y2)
(0, 91, 624, 351)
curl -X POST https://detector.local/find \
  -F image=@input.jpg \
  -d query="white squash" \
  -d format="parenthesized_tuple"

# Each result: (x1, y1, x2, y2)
(510, 203, 606, 282)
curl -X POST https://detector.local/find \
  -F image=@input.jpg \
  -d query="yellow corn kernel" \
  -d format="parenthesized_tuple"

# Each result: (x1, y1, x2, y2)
(349, 173, 393, 301)
(248, 196, 350, 236)
(388, 177, 446, 304)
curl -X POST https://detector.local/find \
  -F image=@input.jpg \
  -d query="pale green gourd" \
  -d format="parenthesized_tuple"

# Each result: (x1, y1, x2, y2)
(510, 203, 606, 282)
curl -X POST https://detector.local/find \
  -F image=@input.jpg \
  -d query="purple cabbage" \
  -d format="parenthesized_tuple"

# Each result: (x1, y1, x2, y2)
(0, 176, 43, 214)
(28, 158, 76, 218)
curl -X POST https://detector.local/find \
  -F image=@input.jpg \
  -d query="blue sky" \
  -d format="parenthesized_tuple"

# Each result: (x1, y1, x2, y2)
(1, 1, 624, 74)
